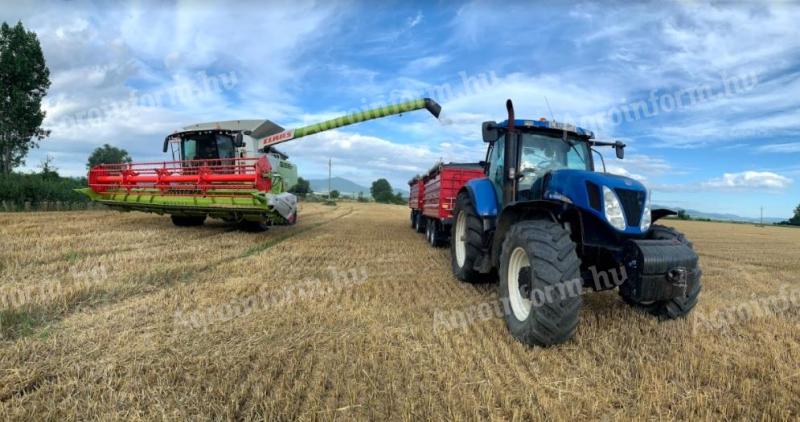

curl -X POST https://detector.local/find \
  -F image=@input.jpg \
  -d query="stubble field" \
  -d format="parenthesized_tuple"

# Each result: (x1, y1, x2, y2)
(1, 202, 799, 420)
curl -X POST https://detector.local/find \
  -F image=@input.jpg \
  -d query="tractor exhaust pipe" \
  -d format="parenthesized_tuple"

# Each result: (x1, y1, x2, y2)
(506, 99, 515, 131)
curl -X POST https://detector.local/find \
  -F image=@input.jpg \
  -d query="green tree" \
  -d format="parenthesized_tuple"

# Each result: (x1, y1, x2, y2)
(38, 154, 58, 180)
(370, 178, 395, 203)
(0, 21, 51, 174)
(87, 144, 132, 168)
(329, 189, 340, 199)
(783, 203, 800, 226)
(289, 177, 311, 197)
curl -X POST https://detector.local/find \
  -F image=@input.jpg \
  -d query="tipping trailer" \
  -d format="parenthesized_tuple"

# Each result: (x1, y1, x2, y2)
(78, 98, 442, 230)
(415, 162, 484, 246)
(408, 176, 425, 232)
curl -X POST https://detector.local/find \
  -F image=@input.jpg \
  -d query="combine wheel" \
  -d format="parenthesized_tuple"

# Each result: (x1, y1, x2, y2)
(171, 215, 206, 227)
(238, 218, 269, 232)
(498, 220, 582, 347)
(450, 192, 484, 283)
(619, 225, 702, 319)
(410, 210, 417, 228)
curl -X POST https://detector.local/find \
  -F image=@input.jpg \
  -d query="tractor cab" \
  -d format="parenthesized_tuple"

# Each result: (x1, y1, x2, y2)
(482, 119, 601, 204)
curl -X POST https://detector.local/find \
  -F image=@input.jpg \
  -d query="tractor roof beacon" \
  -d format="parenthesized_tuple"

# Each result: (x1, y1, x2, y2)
(450, 99, 701, 347)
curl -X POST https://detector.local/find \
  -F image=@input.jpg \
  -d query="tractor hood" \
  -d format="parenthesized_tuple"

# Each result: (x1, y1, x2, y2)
(544, 169, 649, 235)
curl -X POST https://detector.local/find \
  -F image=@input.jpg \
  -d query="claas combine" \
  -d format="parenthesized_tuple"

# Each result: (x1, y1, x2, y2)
(77, 98, 441, 230)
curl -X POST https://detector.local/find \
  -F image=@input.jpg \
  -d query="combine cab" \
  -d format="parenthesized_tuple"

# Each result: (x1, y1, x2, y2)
(78, 98, 442, 229)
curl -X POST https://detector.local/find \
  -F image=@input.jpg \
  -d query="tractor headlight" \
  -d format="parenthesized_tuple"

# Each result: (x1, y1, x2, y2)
(640, 192, 652, 232)
(603, 186, 626, 231)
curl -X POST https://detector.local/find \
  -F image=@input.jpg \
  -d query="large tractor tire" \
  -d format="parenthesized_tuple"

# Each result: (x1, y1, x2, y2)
(498, 220, 582, 347)
(619, 224, 701, 319)
(410, 210, 417, 228)
(171, 215, 206, 227)
(450, 192, 485, 283)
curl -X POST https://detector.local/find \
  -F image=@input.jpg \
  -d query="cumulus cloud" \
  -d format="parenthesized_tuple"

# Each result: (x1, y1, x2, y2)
(702, 171, 792, 190)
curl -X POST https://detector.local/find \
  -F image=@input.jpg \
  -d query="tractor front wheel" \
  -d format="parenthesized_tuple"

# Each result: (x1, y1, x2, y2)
(171, 215, 206, 227)
(498, 220, 582, 347)
(619, 224, 701, 319)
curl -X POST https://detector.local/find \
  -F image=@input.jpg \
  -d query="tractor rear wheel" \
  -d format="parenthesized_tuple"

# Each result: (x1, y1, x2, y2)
(619, 224, 702, 319)
(450, 192, 484, 283)
(171, 215, 206, 227)
(498, 220, 582, 347)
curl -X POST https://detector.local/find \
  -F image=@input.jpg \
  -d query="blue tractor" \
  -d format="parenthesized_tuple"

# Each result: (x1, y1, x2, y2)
(450, 100, 701, 347)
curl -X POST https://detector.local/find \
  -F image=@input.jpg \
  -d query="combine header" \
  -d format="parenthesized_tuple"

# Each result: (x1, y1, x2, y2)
(78, 98, 441, 229)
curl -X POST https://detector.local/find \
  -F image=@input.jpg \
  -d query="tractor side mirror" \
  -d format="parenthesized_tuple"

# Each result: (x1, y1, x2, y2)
(482, 121, 498, 143)
(234, 132, 245, 147)
(614, 141, 625, 159)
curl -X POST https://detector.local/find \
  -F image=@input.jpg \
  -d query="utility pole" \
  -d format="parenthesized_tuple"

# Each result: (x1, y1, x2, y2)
(760, 206, 764, 226)
(328, 158, 332, 198)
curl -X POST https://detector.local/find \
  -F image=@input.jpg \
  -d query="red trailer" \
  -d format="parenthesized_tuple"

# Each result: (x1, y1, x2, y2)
(414, 162, 484, 246)
(408, 176, 426, 233)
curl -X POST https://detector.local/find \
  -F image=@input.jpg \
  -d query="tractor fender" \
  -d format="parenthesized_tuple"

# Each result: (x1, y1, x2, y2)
(652, 208, 677, 223)
(490, 200, 566, 268)
(461, 178, 499, 218)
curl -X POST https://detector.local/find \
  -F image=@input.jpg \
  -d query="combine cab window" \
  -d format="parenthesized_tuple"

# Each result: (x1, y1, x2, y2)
(182, 139, 198, 161)
(215, 134, 235, 160)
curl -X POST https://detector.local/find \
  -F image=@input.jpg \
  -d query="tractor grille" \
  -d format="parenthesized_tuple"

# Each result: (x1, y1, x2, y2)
(586, 181, 602, 211)
(614, 188, 646, 227)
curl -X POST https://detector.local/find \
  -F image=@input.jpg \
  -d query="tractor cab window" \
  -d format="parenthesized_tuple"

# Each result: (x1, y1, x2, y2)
(517, 132, 591, 191)
(488, 135, 505, 204)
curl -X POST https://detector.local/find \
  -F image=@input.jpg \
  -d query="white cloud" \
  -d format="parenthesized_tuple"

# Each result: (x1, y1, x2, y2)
(702, 171, 792, 190)
(758, 142, 800, 153)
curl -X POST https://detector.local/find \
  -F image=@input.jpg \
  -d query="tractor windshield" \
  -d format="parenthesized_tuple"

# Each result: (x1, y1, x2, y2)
(518, 132, 591, 190)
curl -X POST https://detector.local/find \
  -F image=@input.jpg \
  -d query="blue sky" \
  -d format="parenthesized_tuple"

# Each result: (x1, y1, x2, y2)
(3, 1, 800, 218)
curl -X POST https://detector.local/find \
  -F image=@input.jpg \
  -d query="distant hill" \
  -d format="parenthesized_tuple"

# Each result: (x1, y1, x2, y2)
(308, 177, 370, 196)
(307, 177, 408, 198)
(656, 205, 784, 224)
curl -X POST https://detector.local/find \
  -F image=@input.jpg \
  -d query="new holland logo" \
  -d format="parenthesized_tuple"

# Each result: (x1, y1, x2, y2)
(260, 130, 295, 147)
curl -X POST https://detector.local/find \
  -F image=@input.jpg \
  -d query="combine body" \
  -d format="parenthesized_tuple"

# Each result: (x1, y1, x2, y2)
(79, 98, 441, 229)
(411, 163, 483, 245)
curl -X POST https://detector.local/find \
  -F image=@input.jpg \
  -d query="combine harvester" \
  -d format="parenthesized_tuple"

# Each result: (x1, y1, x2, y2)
(411, 100, 702, 347)
(78, 98, 441, 230)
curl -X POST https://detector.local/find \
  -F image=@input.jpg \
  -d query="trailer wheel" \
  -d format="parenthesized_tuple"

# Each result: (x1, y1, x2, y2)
(410, 210, 416, 228)
(171, 215, 206, 227)
(498, 220, 582, 347)
(427, 219, 444, 247)
(414, 212, 426, 233)
(619, 225, 701, 319)
(450, 192, 484, 283)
